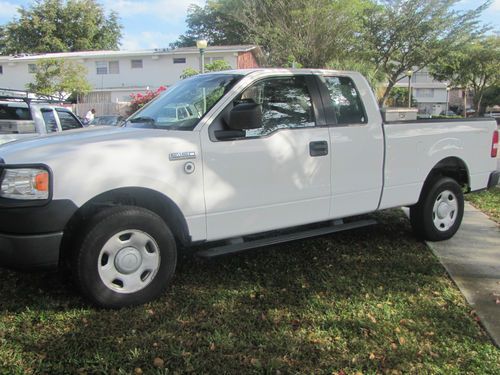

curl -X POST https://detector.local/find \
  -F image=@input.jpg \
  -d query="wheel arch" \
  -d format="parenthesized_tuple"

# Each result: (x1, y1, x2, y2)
(421, 156, 470, 198)
(60, 187, 191, 266)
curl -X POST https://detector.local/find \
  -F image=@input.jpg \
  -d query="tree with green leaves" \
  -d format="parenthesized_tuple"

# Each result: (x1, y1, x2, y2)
(174, 0, 369, 68)
(430, 36, 500, 115)
(180, 60, 233, 79)
(328, 58, 385, 95)
(481, 85, 500, 114)
(172, 1, 250, 48)
(361, 0, 490, 106)
(0, 0, 122, 55)
(26, 58, 91, 101)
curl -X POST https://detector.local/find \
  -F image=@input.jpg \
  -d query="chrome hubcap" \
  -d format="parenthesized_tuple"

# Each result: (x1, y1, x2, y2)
(432, 190, 458, 232)
(114, 247, 142, 274)
(98, 230, 160, 294)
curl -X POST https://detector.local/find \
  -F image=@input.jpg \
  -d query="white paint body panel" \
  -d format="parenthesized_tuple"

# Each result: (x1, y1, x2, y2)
(0, 127, 207, 241)
(201, 127, 331, 241)
(0, 69, 497, 245)
(380, 121, 497, 209)
(324, 72, 385, 218)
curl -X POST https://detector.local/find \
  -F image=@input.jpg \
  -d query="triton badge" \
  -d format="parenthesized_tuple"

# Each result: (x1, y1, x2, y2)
(169, 151, 196, 161)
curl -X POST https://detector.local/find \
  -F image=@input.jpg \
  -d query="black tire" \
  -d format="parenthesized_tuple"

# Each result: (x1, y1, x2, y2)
(73, 206, 177, 308)
(410, 176, 464, 241)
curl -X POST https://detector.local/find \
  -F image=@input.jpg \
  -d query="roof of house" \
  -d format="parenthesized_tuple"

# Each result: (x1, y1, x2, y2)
(0, 45, 260, 62)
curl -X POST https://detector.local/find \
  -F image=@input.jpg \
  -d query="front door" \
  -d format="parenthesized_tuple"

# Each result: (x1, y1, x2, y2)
(200, 75, 332, 241)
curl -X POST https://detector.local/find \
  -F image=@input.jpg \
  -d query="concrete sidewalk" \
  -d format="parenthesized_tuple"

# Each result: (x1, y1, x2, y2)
(425, 202, 500, 347)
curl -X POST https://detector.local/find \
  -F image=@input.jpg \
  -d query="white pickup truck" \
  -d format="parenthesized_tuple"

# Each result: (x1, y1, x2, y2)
(0, 99, 84, 145)
(0, 69, 498, 308)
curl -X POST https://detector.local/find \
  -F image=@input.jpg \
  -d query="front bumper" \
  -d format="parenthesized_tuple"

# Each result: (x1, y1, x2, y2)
(0, 232, 62, 270)
(0, 199, 78, 270)
(487, 171, 500, 189)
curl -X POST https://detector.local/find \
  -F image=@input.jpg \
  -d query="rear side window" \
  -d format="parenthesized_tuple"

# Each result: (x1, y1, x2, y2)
(56, 109, 82, 130)
(42, 109, 58, 133)
(322, 76, 366, 125)
(0, 104, 32, 120)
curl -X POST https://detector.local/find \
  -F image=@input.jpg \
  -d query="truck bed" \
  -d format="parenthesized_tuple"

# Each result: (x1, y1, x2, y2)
(380, 117, 497, 209)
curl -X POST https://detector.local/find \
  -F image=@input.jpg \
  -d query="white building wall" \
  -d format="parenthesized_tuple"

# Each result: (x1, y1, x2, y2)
(0, 60, 33, 89)
(0, 50, 240, 95)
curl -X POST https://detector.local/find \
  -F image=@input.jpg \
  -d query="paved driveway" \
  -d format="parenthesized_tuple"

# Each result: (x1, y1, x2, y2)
(425, 203, 500, 347)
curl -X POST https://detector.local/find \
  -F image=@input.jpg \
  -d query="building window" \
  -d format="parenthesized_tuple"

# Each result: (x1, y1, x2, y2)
(96, 61, 120, 75)
(415, 88, 434, 98)
(207, 56, 224, 64)
(131, 59, 143, 69)
(28, 64, 37, 73)
(109, 61, 119, 74)
(0, 65, 3, 74)
(173, 57, 186, 64)
(96, 61, 108, 75)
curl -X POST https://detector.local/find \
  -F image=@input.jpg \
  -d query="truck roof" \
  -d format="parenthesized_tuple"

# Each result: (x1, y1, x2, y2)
(204, 68, 361, 76)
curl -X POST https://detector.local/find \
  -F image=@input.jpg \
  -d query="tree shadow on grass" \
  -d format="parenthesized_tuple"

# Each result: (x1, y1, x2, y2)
(0, 210, 497, 373)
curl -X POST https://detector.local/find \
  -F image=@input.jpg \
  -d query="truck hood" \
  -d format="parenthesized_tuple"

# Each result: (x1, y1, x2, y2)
(0, 133, 39, 146)
(0, 126, 198, 165)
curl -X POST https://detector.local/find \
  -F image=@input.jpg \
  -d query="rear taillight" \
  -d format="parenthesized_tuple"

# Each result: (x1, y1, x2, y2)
(492, 130, 499, 158)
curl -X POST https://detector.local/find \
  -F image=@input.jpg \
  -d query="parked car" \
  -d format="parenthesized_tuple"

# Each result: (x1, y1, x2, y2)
(0, 98, 83, 145)
(156, 104, 199, 123)
(0, 69, 498, 308)
(485, 112, 500, 125)
(439, 110, 457, 116)
(89, 115, 125, 127)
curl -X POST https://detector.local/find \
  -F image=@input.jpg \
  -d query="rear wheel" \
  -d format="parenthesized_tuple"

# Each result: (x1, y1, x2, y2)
(73, 206, 177, 308)
(410, 176, 464, 241)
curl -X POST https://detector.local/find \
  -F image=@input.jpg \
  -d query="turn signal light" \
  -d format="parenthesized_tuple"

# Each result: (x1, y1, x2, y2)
(35, 171, 49, 191)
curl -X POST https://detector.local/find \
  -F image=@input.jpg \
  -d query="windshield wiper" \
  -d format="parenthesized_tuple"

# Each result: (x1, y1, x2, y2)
(129, 116, 156, 123)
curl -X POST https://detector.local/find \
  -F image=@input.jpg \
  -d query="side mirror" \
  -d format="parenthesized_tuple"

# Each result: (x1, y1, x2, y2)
(228, 102, 262, 130)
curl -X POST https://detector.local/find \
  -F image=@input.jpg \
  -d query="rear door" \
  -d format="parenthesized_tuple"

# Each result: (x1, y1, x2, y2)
(315, 74, 384, 218)
(200, 75, 332, 241)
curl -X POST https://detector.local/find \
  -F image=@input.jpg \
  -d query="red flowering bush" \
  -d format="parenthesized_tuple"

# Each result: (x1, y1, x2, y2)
(129, 86, 167, 114)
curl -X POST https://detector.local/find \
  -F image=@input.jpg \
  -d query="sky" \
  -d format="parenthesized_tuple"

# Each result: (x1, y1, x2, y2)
(0, 0, 499, 51)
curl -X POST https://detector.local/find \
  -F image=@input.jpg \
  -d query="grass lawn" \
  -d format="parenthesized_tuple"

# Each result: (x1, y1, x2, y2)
(0, 210, 499, 374)
(466, 187, 500, 223)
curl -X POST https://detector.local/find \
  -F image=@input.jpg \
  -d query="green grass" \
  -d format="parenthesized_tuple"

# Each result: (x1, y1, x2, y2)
(1, 210, 499, 374)
(467, 187, 500, 223)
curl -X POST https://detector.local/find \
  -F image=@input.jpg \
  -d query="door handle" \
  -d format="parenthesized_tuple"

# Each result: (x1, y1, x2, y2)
(309, 141, 328, 157)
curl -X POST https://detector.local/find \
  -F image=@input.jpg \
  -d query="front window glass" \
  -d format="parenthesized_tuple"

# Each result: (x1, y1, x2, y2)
(126, 73, 243, 131)
(237, 76, 316, 138)
(56, 109, 82, 130)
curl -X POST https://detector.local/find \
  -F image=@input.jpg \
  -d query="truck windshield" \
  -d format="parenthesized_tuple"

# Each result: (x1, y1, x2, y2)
(125, 73, 243, 130)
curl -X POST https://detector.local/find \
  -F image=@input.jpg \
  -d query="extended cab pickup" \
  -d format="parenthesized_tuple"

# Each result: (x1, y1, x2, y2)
(0, 99, 83, 145)
(0, 69, 498, 307)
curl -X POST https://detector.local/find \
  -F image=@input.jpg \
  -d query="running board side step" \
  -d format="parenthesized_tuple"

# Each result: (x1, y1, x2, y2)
(195, 219, 377, 259)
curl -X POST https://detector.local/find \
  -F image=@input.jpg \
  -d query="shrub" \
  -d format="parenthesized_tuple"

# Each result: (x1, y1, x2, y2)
(129, 86, 167, 114)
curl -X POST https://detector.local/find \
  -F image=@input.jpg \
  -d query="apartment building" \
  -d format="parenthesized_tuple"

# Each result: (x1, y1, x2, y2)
(394, 68, 450, 116)
(0, 45, 262, 112)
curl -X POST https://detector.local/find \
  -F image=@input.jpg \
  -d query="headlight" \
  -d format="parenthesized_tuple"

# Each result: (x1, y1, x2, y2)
(0, 168, 50, 200)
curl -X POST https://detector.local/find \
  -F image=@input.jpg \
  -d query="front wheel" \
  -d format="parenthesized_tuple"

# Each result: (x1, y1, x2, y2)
(410, 176, 464, 241)
(73, 206, 177, 308)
